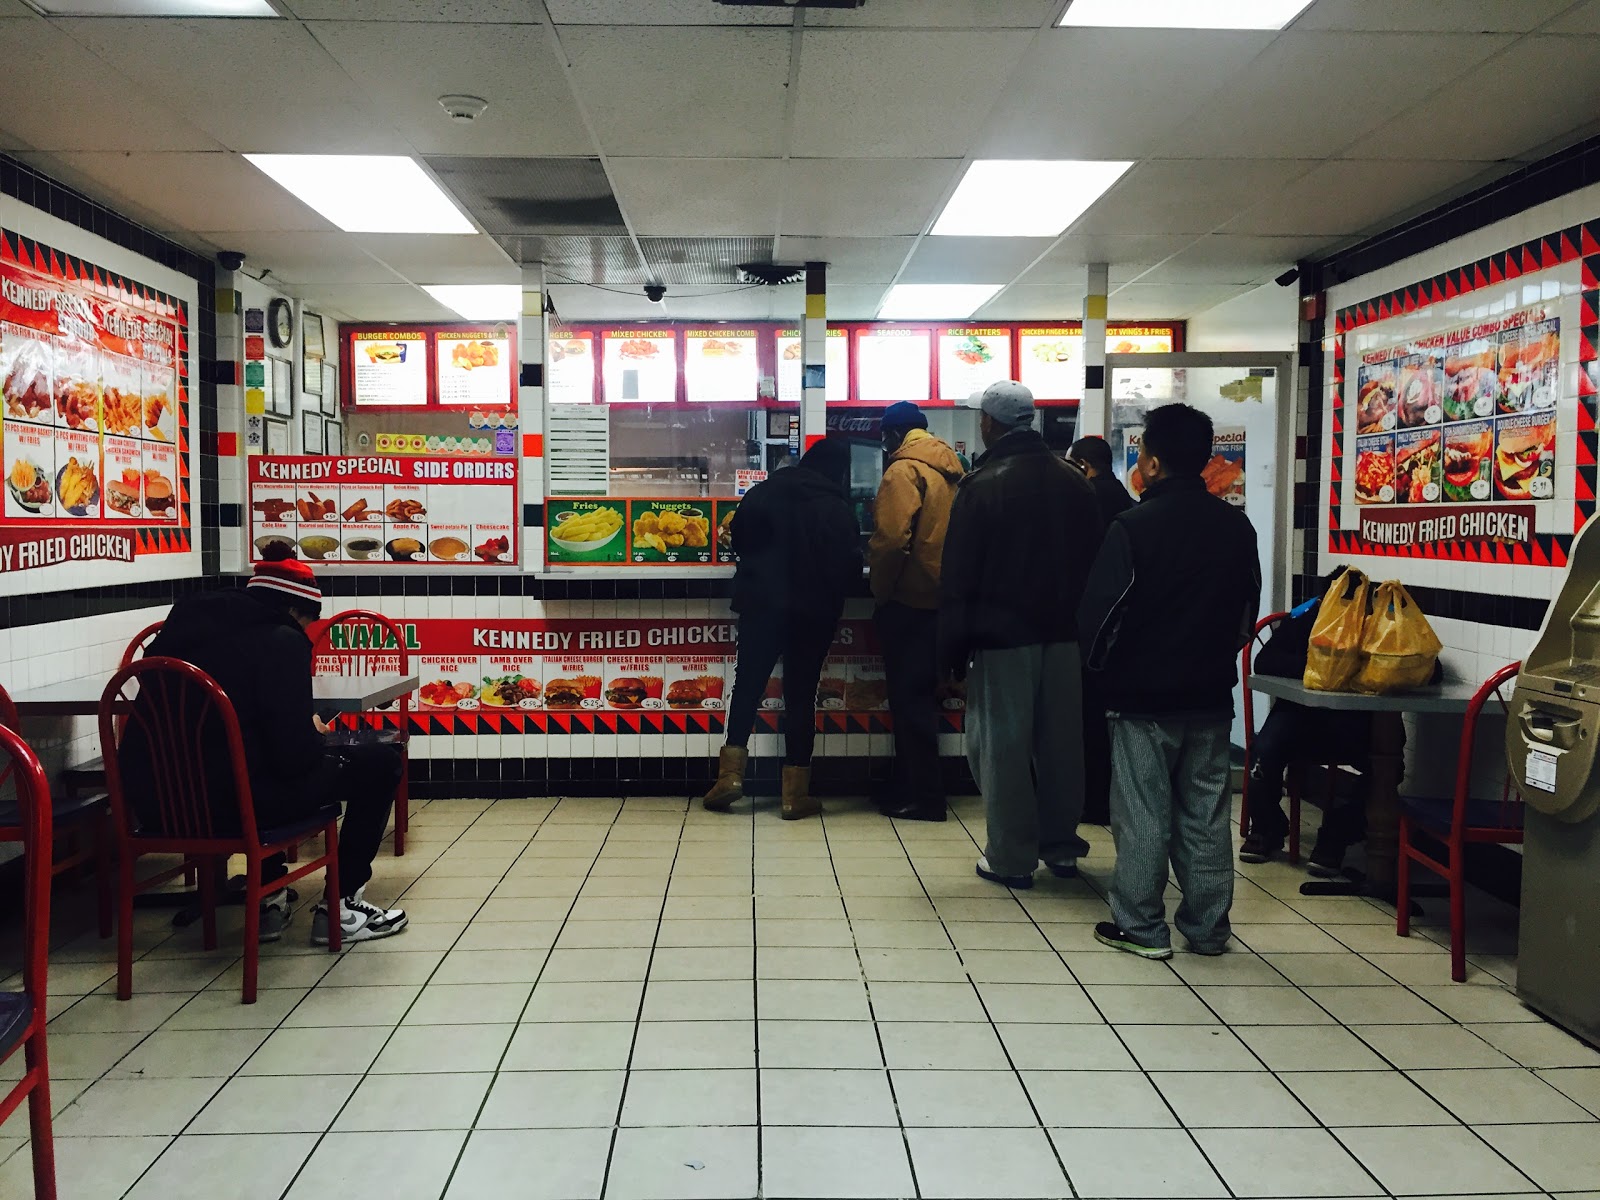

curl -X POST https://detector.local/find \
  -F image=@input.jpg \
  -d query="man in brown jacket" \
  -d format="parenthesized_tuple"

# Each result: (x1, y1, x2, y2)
(869, 401, 965, 821)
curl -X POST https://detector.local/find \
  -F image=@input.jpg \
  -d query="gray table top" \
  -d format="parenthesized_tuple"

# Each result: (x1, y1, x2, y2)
(11, 674, 418, 716)
(1248, 673, 1506, 714)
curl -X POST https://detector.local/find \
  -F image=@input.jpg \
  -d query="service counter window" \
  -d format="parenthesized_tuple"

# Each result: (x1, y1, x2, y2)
(245, 321, 521, 569)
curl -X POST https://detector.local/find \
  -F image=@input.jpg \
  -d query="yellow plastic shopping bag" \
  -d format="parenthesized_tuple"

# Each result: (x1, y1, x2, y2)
(1304, 568, 1370, 692)
(1354, 580, 1442, 694)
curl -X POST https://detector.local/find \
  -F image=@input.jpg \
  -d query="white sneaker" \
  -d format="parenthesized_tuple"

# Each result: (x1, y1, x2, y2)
(311, 885, 408, 945)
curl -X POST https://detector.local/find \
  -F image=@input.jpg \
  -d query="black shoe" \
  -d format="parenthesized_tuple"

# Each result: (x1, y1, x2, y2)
(1043, 860, 1078, 879)
(976, 857, 1034, 890)
(884, 800, 947, 822)
(1094, 921, 1173, 960)
(1239, 807, 1288, 864)
(1308, 806, 1365, 878)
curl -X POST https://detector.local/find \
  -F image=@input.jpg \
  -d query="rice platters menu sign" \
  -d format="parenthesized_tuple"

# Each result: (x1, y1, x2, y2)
(249, 455, 516, 567)
(0, 223, 192, 587)
(313, 615, 918, 735)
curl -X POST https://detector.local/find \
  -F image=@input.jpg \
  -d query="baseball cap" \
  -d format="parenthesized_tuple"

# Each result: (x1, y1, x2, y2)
(967, 380, 1036, 427)
(881, 401, 929, 432)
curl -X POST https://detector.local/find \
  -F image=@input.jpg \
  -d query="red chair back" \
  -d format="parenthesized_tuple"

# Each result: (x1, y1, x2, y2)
(1241, 611, 1289, 752)
(1452, 661, 1523, 833)
(99, 657, 264, 849)
(0, 682, 17, 797)
(0, 719, 52, 1018)
(313, 609, 411, 729)
(120, 621, 164, 669)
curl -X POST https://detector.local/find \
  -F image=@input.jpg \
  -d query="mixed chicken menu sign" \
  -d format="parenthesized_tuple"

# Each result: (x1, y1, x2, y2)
(1352, 303, 1559, 509)
(249, 455, 517, 566)
(317, 616, 911, 723)
(1, 232, 188, 575)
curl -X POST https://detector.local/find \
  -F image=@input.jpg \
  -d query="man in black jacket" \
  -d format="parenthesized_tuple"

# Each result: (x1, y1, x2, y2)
(123, 549, 406, 945)
(1078, 403, 1260, 958)
(941, 381, 1104, 888)
(1068, 435, 1134, 525)
(701, 436, 862, 820)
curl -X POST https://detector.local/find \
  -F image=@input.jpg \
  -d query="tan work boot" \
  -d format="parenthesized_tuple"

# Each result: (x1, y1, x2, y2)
(781, 765, 822, 821)
(701, 746, 747, 812)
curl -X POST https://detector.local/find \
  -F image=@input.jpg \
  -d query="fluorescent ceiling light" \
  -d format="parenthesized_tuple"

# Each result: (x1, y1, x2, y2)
(931, 160, 1133, 238)
(878, 284, 1002, 320)
(423, 285, 520, 321)
(30, 1, 277, 14)
(1059, 0, 1313, 29)
(243, 154, 474, 235)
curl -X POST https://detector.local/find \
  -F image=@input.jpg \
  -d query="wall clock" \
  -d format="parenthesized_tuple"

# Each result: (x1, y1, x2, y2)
(267, 297, 294, 349)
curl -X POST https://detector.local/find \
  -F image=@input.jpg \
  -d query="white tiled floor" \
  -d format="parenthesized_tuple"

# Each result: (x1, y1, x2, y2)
(3, 793, 1600, 1200)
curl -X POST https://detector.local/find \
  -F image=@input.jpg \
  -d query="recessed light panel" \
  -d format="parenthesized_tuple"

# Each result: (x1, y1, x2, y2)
(422, 285, 520, 320)
(31, 1, 277, 15)
(878, 284, 1002, 320)
(1059, 0, 1313, 29)
(931, 160, 1133, 238)
(243, 155, 475, 235)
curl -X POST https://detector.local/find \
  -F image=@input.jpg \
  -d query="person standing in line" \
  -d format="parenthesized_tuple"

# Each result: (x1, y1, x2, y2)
(868, 401, 965, 822)
(940, 381, 1105, 888)
(1065, 434, 1136, 828)
(1078, 403, 1261, 959)
(700, 436, 862, 820)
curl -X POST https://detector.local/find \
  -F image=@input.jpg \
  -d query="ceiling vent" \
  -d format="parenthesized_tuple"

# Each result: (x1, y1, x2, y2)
(737, 263, 805, 286)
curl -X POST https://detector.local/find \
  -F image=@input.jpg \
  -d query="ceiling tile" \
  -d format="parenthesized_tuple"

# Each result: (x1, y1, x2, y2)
(354, 234, 517, 285)
(303, 284, 458, 323)
(504, 235, 651, 285)
(773, 236, 916, 283)
(1291, 0, 1573, 32)
(1123, 235, 1334, 286)
(1109, 283, 1252, 319)
(1543, 0, 1600, 33)
(311, 22, 592, 157)
(641, 236, 775, 285)
(810, 1, 1056, 27)
(607, 158, 783, 236)
(1017, 235, 1204, 285)
(59, 18, 410, 154)
(190, 231, 401, 286)
(978, 29, 1278, 160)
(1223, 159, 1502, 237)
(659, 289, 788, 320)
(47, 151, 334, 235)
(899, 237, 1056, 285)
(973, 284, 1086, 321)
(0, 20, 222, 152)
(0, 2, 30, 15)
(818, 285, 892, 321)
(1154, 31, 1515, 158)
(780, 159, 961, 237)
(791, 29, 1034, 157)
(286, 0, 536, 18)
(546, 1, 791, 25)
(1073, 159, 1317, 237)
(1342, 36, 1600, 163)
(563, 27, 791, 157)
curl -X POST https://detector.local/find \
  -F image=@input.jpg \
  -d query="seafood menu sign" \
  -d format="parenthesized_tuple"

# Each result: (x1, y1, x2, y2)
(248, 454, 517, 567)
(0, 228, 189, 577)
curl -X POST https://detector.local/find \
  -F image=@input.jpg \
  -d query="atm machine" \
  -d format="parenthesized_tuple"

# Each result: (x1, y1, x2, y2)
(1507, 514, 1600, 1043)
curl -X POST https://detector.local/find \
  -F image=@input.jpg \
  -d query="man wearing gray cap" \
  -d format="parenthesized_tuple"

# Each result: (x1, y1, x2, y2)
(939, 380, 1105, 889)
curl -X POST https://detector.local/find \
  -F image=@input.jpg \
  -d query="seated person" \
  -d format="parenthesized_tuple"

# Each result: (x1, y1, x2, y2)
(120, 546, 407, 943)
(1241, 586, 1372, 876)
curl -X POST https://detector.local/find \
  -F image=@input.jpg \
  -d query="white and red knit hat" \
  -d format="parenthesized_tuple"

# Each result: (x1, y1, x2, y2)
(248, 542, 323, 611)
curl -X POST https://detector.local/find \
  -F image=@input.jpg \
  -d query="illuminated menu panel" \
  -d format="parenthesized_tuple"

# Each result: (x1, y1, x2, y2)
(937, 327, 1013, 401)
(436, 329, 513, 408)
(1017, 327, 1083, 400)
(601, 328, 677, 404)
(856, 328, 931, 403)
(547, 330, 597, 404)
(683, 328, 760, 403)
(775, 328, 849, 403)
(350, 330, 429, 407)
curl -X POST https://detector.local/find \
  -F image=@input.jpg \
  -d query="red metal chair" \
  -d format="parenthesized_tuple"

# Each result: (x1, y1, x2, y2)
(312, 609, 411, 857)
(99, 657, 343, 1005)
(0, 683, 114, 939)
(1240, 612, 1303, 864)
(1397, 661, 1523, 982)
(0, 717, 59, 1199)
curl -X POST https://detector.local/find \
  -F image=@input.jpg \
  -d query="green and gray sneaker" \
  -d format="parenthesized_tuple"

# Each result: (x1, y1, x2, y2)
(1094, 921, 1173, 960)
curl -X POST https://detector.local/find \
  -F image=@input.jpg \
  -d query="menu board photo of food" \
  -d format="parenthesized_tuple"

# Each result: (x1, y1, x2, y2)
(937, 329, 1013, 401)
(4, 420, 55, 519)
(683, 329, 759, 403)
(1394, 352, 1444, 428)
(1354, 434, 1396, 506)
(1495, 412, 1556, 500)
(436, 330, 512, 409)
(1393, 427, 1441, 504)
(1017, 328, 1082, 400)
(1443, 337, 1499, 422)
(547, 332, 596, 404)
(542, 664, 604, 710)
(351, 330, 428, 407)
(664, 658, 725, 711)
(1203, 429, 1246, 506)
(630, 501, 713, 565)
(547, 499, 627, 564)
(601, 329, 677, 404)
(479, 658, 543, 710)
(1442, 420, 1494, 502)
(2, 325, 55, 425)
(776, 329, 849, 404)
(1498, 318, 1560, 414)
(1355, 358, 1399, 434)
(418, 659, 481, 711)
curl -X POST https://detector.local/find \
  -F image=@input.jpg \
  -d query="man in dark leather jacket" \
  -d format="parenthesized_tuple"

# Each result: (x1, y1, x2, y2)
(940, 381, 1104, 890)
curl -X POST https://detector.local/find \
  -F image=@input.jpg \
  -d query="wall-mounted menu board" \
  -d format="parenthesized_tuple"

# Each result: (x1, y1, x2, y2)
(547, 496, 739, 567)
(601, 328, 677, 404)
(1017, 326, 1083, 400)
(548, 330, 597, 404)
(856, 328, 931, 403)
(683, 328, 759, 402)
(776, 327, 849, 403)
(1, 226, 193, 584)
(249, 454, 518, 567)
(343, 323, 518, 411)
(937, 327, 1014, 401)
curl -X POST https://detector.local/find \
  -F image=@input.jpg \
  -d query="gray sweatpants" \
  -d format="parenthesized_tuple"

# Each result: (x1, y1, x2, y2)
(966, 643, 1085, 879)
(1108, 716, 1235, 952)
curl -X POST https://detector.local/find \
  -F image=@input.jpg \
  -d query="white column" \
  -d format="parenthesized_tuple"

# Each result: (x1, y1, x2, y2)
(1079, 262, 1109, 437)
(800, 261, 827, 450)
(519, 264, 545, 574)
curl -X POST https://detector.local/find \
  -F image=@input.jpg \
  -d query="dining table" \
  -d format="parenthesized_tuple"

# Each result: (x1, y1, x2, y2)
(10, 673, 419, 717)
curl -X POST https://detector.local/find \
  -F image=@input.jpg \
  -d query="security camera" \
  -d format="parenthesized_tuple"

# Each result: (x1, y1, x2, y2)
(439, 94, 489, 122)
(1275, 267, 1301, 288)
(644, 284, 667, 304)
(217, 250, 246, 272)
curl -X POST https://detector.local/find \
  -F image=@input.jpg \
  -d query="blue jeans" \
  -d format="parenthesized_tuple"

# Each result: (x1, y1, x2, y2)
(1108, 716, 1234, 952)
